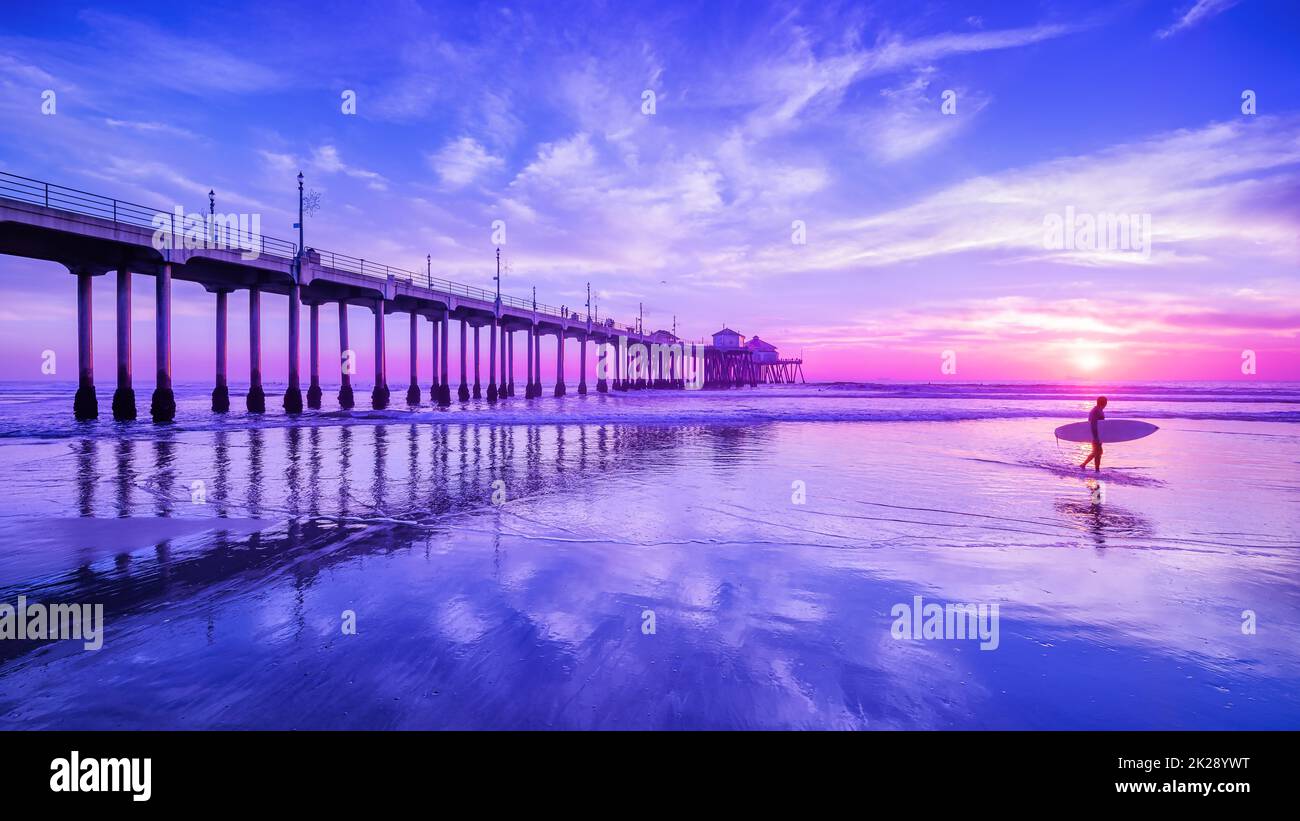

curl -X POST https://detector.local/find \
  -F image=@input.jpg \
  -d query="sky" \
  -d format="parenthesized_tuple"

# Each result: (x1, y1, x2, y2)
(0, 0, 1298, 385)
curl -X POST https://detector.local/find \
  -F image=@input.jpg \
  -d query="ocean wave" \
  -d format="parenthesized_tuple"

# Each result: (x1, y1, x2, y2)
(0, 381, 1295, 440)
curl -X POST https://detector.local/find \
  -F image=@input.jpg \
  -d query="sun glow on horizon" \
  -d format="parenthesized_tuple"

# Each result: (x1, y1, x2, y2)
(1069, 340, 1108, 373)
(1073, 351, 1105, 372)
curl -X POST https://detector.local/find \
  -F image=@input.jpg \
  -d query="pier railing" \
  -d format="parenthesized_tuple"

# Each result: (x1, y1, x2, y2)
(308, 247, 571, 317)
(0, 172, 300, 259)
(0, 171, 629, 330)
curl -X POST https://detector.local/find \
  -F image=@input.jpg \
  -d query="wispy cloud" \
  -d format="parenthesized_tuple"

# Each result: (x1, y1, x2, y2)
(1157, 0, 1242, 39)
(428, 137, 504, 188)
(798, 116, 1300, 272)
(76, 11, 282, 94)
(738, 21, 1076, 139)
(0, 53, 62, 88)
(81, 156, 275, 214)
(310, 146, 388, 191)
(857, 70, 989, 162)
(104, 119, 200, 140)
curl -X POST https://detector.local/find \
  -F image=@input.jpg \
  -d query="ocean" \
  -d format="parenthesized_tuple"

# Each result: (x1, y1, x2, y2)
(0, 380, 1297, 729)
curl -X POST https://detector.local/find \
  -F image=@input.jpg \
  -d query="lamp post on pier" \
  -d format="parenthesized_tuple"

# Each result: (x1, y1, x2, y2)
(296, 172, 305, 259)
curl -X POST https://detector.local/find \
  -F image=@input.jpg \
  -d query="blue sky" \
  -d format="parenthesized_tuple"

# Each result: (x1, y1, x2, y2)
(1, 0, 1298, 382)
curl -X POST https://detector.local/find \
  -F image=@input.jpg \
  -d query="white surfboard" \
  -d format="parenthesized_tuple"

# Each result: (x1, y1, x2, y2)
(1054, 419, 1158, 444)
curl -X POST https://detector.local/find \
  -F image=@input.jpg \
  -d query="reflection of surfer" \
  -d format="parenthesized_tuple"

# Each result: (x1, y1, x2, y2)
(1079, 396, 1108, 472)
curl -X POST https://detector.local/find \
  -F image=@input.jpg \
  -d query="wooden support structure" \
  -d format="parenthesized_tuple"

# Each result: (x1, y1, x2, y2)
(758, 358, 806, 384)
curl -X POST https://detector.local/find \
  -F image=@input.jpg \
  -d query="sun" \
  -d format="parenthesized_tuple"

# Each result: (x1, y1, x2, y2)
(1073, 351, 1105, 372)
(1067, 340, 1107, 373)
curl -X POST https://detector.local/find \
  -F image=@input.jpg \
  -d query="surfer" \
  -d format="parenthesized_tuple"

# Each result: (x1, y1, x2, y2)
(1079, 396, 1108, 472)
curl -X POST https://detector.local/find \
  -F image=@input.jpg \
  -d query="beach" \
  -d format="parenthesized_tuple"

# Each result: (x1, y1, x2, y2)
(0, 381, 1297, 729)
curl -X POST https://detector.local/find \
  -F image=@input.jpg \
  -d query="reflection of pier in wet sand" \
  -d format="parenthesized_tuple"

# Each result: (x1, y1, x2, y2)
(0, 420, 717, 667)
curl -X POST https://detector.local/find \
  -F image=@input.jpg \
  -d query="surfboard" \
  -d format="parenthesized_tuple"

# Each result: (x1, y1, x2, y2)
(1054, 419, 1159, 444)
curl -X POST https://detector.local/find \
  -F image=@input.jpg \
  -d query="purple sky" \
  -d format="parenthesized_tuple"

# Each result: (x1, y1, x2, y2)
(1, 0, 1298, 384)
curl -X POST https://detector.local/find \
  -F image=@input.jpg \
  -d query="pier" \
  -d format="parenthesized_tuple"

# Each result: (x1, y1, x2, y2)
(0, 172, 781, 422)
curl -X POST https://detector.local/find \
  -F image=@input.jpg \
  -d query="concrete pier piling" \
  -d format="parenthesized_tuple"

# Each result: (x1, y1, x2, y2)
(337, 302, 355, 409)
(526, 327, 536, 397)
(371, 301, 389, 409)
(283, 282, 304, 414)
(523, 330, 531, 397)
(503, 324, 511, 398)
(615, 340, 627, 391)
(534, 327, 542, 397)
(457, 319, 470, 402)
(306, 303, 322, 409)
(554, 332, 566, 397)
(73, 269, 98, 420)
(596, 340, 608, 393)
(112, 265, 136, 420)
(406, 312, 420, 405)
(487, 318, 498, 402)
(150, 262, 176, 422)
(472, 325, 482, 399)
(434, 314, 444, 405)
(437, 309, 451, 407)
(212, 289, 230, 413)
(246, 286, 266, 413)
(507, 331, 515, 397)
(535, 328, 543, 397)
(578, 334, 588, 395)
(498, 324, 508, 400)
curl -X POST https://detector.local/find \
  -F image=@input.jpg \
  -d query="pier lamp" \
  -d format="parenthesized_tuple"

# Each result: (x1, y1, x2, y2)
(494, 247, 502, 310)
(296, 172, 305, 260)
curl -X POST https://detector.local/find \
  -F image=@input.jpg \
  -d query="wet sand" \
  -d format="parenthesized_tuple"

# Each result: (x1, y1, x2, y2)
(0, 383, 1297, 728)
